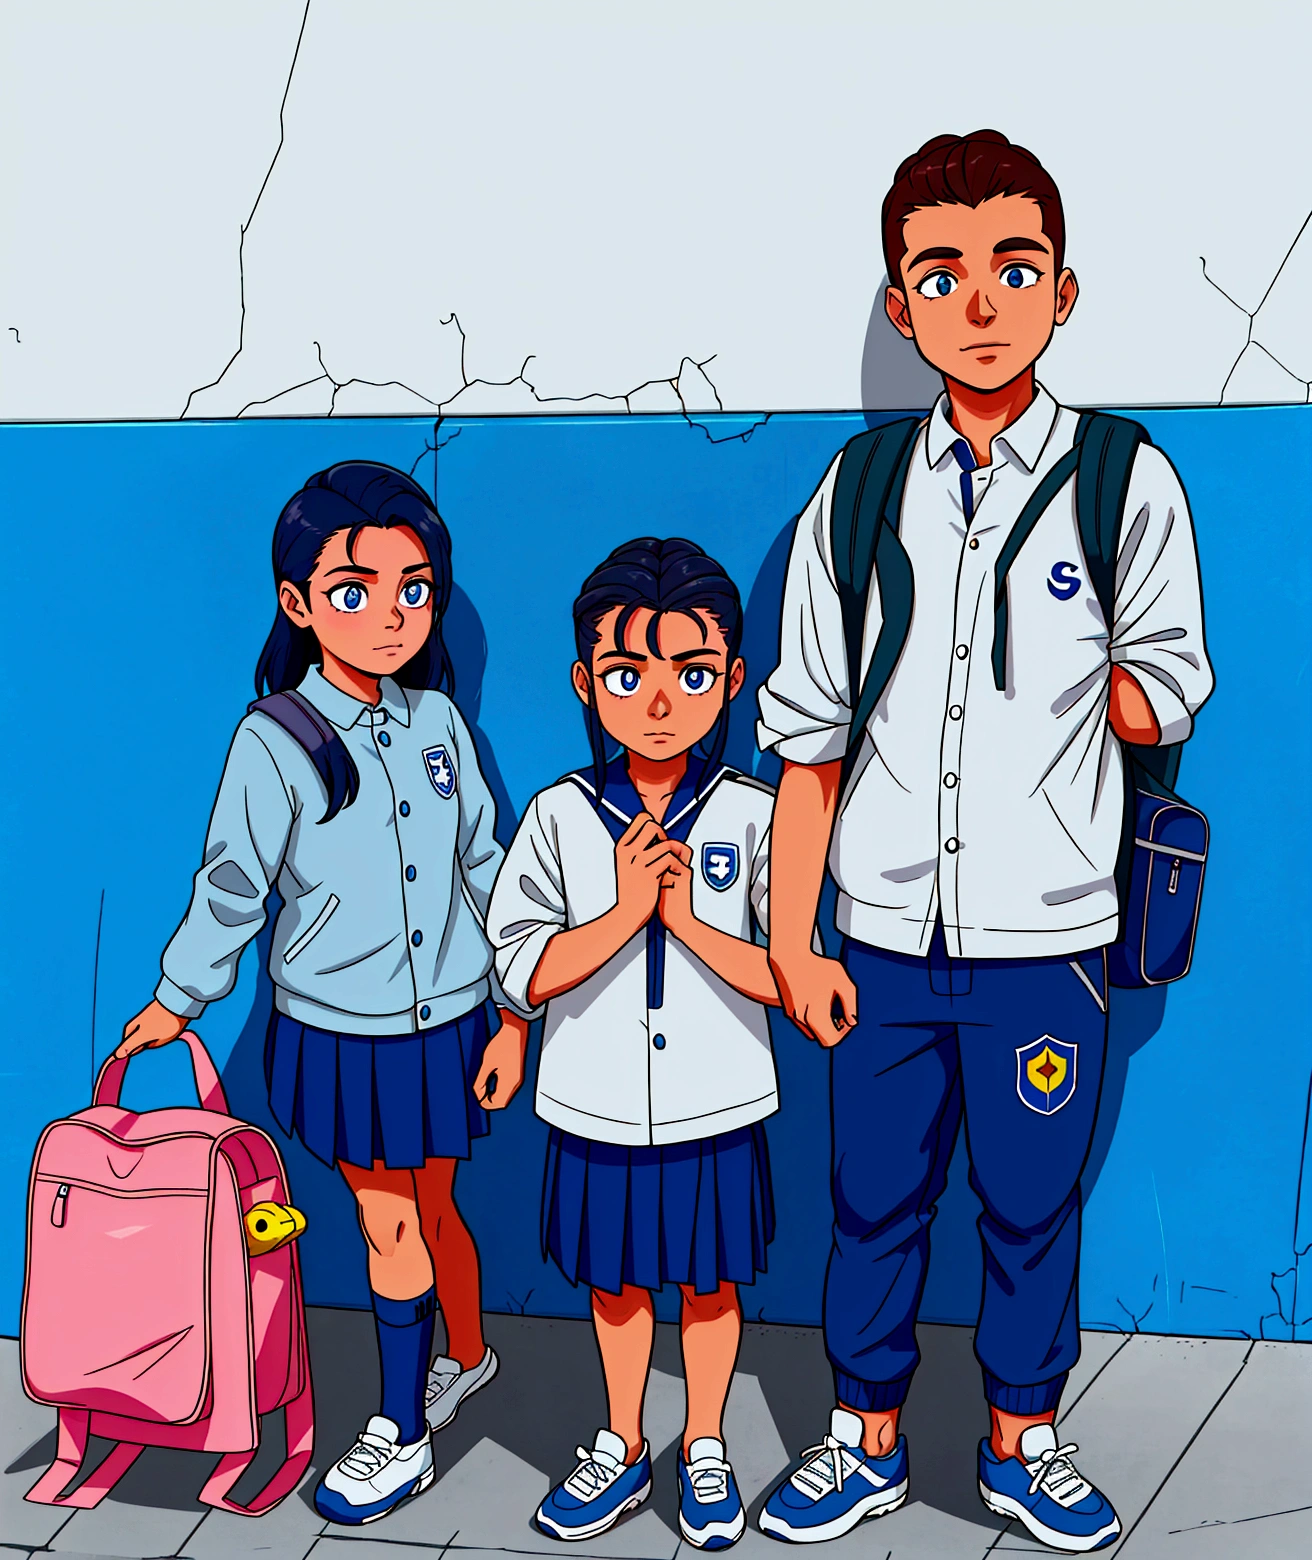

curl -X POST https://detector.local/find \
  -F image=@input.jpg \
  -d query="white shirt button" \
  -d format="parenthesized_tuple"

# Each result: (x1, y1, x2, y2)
(969, 537, 980, 550)
(949, 704, 963, 721)
(955, 644, 969, 659)
(945, 837, 960, 853)
(944, 773, 958, 788)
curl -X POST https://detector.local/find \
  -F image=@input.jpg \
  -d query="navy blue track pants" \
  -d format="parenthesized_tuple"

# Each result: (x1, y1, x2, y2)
(824, 924, 1108, 1417)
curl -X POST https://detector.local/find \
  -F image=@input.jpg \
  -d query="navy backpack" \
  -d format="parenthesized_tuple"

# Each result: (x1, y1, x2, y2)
(828, 411, 1207, 989)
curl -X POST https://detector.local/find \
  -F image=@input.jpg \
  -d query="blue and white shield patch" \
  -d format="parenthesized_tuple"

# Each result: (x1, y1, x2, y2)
(422, 744, 457, 799)
(701, 842, 740, 892)
(1015, 1034, 1078, 1116)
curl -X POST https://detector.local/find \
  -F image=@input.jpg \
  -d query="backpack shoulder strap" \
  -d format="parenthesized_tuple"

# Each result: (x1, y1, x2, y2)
(1073, 412, 1183, 794)
(828, 417, 921, 779)
(249, 688, 359, 823)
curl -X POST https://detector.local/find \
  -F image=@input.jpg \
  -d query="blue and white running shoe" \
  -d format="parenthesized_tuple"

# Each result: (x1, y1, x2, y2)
(535, 1428, 652, 1541)
(678, 1436, 746, 1549)
(314, 1415, 434, 1525)
(978, 1425, 1120, 1552)
(759, 1409, 908, 1542)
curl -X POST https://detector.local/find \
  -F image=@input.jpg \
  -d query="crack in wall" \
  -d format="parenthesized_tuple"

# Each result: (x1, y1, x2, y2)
(180, 0, 313, 418)
(1202, 208, 1312, 404)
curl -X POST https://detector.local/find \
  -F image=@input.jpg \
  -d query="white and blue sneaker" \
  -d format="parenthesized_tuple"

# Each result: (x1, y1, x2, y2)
(759, 1408, 908, 1542)
(678, 1437, 746, 1549)
(314, 1415, 434, 1525)
(535, 1428, 653, 1541)
(978, 1424, 1121, 1552)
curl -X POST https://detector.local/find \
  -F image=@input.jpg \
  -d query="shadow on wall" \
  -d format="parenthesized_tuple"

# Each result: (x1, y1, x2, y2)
(861, 271, 942, 421)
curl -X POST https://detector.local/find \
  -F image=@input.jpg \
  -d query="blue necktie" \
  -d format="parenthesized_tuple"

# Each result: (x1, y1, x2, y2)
(951, 437, 977, 523)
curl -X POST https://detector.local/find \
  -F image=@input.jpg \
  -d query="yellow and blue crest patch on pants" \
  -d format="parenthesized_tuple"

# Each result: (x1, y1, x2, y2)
(1015, 1034, 1078, 1115)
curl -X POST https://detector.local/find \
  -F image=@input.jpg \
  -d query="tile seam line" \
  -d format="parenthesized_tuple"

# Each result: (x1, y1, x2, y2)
(1112, 1338, 1256, 1557)
(981, 1336, 1255, 1556)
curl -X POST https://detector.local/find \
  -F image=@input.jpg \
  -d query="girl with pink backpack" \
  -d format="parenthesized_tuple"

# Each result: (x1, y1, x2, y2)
(116, 461, 529, 1525)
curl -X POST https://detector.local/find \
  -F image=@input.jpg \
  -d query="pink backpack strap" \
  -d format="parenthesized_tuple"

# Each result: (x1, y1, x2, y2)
(198, 1362, 315, 1516)
(93, 1030, 229, 1113)
(25, 1408, 145, 1507)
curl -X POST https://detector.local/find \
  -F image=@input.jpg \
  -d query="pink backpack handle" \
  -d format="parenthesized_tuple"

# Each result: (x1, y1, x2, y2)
(93, 1030, 229, 1114)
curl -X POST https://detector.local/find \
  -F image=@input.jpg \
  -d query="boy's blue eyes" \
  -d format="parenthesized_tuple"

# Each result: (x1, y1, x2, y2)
(679, 666, 715, 695)
(1001, 263, 1040, 290)
(913, 262, 1041, 299)
(401, 579, 431, 608)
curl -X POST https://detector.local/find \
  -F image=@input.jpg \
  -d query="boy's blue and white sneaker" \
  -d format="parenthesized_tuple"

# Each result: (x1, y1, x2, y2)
(978, 1424, 1121, 1552)
(759, 1408, 908, 1542)
(314, 1415, 434, 1525)
(535, 1428, 653, 1541)
(678, 1436, 746, 1549)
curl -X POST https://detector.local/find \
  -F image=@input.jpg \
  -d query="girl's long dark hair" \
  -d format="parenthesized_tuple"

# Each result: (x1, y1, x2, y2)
(252, 461, 455, 822)
(255, 460, 455, 699)
(573, 537, 743, 802)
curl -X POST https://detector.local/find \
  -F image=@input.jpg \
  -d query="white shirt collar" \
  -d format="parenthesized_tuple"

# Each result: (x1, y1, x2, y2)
(924, 383, 1061, 475)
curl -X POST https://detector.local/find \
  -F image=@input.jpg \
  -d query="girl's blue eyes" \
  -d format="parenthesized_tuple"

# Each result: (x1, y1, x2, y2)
(679, 665, 716, 695)
(325, 579, 433, 613)
(328, 582, 368, 613)
(598, 664, 719, 697)
(601, 666, 641, 697)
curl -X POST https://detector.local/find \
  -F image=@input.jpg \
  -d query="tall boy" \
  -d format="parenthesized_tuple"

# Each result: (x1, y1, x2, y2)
(756, 131, 1212, 1552)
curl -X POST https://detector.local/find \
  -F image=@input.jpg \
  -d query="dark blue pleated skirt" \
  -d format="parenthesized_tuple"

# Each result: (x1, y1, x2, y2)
(264, 1000, 494, 1170)
(542, 1122, 775, 1296)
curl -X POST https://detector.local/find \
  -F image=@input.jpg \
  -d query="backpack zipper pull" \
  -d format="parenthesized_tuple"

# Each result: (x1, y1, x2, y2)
(51, 1184, 69, 1227)
(1168, 858, 1181, 895)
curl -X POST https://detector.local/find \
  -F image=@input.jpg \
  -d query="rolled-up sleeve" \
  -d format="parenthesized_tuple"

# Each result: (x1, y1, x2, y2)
(157, 724, 294, 1018)
(488, 796, 566, 1020)
(1111, 443, 1214, 746)
(756, 455, 855, 765)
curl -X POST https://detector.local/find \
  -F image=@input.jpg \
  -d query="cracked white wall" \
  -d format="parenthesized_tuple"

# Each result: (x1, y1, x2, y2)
(2, 0, 1309, 421)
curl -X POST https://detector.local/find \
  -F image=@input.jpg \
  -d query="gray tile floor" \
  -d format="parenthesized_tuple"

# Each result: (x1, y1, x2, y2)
(2, 1309, 1309, 1560)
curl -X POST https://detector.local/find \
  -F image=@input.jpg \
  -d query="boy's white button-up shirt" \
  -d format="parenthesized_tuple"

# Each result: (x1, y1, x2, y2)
(489, 770, 778, 1147)
(757, 386, 1213, 960)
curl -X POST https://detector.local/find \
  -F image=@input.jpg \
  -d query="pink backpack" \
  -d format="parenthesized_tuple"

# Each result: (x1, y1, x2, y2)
(21, 1031, 315, 1514)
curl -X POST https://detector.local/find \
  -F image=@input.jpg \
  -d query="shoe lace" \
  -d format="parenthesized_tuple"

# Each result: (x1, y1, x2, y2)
(687, 1456, 730, 1503)
(1026, 1442, 1093, 1506)
(791, 1434, 859, 1498)
(564, 1447, 625, 1499)
(425, 1359, 461, 1406)
(339, 1431, 394, 1481)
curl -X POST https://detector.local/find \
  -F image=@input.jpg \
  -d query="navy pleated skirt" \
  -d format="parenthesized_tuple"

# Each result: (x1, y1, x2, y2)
(264, 1000, 494, 1170)
(542, 1122, 775, 1296)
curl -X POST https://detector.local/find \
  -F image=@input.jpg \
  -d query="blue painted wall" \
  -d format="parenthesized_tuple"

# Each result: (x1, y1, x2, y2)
(2, 406, 1308, 1343)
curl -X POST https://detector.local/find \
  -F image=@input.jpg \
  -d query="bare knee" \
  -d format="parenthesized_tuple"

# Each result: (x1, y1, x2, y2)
(680, 1281, 739, 1321)
(592, 1283, 652, 1323)
(355, 1189, 421, 1260)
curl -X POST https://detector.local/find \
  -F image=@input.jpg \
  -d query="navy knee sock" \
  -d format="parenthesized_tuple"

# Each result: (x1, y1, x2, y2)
(372, 1286, 436, 1446)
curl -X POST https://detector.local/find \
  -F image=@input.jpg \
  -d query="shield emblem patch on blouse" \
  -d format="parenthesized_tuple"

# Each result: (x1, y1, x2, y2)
(701, 842, 740, 891)
(422, 744, 457, 799)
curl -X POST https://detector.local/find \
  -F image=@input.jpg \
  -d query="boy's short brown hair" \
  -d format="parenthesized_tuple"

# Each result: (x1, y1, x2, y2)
(881, 130, 1065, 283)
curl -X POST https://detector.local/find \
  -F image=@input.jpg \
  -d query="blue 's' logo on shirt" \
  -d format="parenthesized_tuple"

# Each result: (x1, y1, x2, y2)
(701, 842, 739, 891)
(1048, 561, 1081, 600)
(422, 744, 457, 799)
